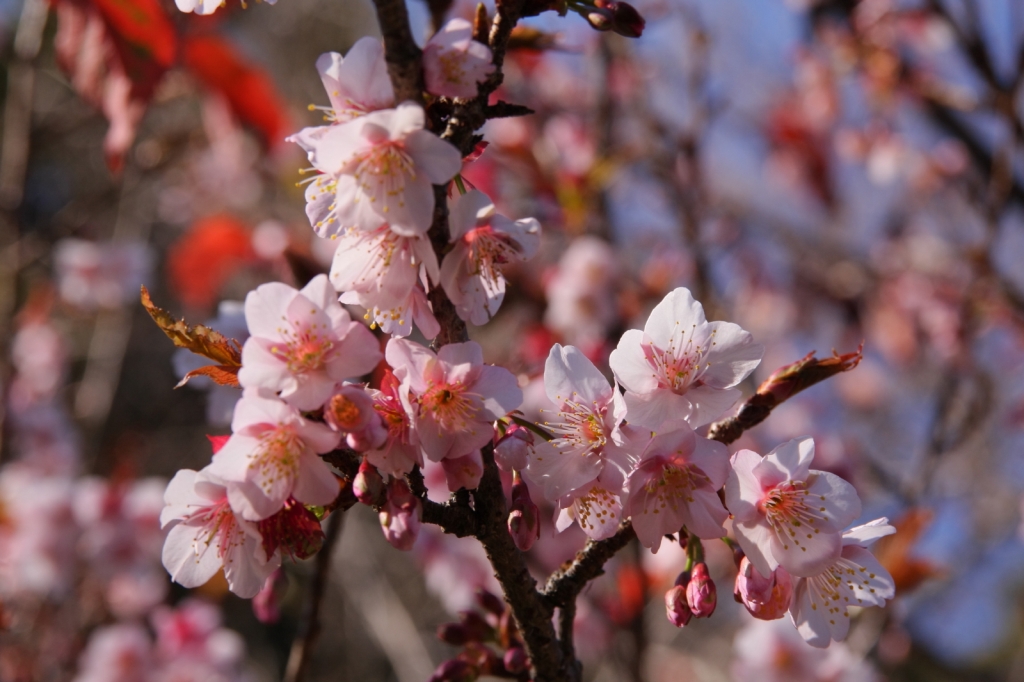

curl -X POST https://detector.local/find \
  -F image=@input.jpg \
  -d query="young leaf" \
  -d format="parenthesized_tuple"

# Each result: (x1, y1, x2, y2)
(140, 286, 242, 375)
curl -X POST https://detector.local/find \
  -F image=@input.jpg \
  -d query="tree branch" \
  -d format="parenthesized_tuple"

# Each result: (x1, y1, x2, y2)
(369, 0, 425, 105)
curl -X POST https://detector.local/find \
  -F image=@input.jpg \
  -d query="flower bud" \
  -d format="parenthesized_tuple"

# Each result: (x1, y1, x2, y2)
(252, 570, 284, 624)
(379, 479, 421, 551)
(686, 562, 717, 618)
(459, 610, 494, 642)
(325, 386, 388, 451)
(503, 646, 528, 674)
(475, 589, 505, 617)
(664, 583, 692, 628)
(437, 622, 471, 646)
(507, 472, 540, 552)
(494, 422, 533, 472)
(353, 459, 387, 507)
(585, 9, 613, 31)
(428, 659, 477, 682)
(257, 498, 325, 560)
(608, 0, 644, 37)
(733, 557, 792, 620)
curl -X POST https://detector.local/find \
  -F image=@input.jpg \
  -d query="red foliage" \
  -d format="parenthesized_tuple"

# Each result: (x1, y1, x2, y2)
(167, 214, 254, 310)
(182, 34, 291, 149)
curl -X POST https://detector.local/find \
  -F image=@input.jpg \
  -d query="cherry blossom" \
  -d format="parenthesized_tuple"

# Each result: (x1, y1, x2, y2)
(160, 469, 280, 598)
(555, 482, 623, 541)
(724, 437, 861, 578)
(524, 344, 631, 501)
(609, 287, 763, 428)
(625, 424, 729, 551)
(439, 189, 541, 325)
(380, 478, 421, 550)
(364, 369, 423, 478)
(329, 223, 441, 337)
(237, 275, 381, 411)
(386, 338, 522, 462)
(206, 390, 340, 520)
(72, 623, 152, 682)
(174, 0, 228, 15)
(313, 39, 394, 124)
(324, 384, 388, 452)
(790, 519, 896, 647)
(301, 102, 462, 238)
(423, 19, 495, 99)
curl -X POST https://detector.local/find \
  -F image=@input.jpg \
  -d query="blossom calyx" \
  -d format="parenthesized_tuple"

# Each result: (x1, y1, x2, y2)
(352, 459, 387, 507)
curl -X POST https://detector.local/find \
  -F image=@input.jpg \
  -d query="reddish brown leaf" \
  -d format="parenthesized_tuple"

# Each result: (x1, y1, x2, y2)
(176, 364, 240, 388)
(182, 34, 290, 149)
(141, 285, 242, 367)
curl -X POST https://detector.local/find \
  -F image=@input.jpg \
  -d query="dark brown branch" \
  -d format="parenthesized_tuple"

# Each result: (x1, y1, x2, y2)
(369, 0, 425, 105)
(283, 510, 345, 682)
(542, 521, 635, 608)
(408, 465, 479, 536)
(558, 602, 582, 682)
(472, 444, 564, 682)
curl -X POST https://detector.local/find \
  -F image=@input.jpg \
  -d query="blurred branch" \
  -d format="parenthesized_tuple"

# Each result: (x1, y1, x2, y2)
(369, 0, 425, 105)
(284, 510, 344, 682)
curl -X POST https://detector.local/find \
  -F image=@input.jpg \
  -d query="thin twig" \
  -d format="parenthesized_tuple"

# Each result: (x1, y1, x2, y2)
(283, 510, 345, 682)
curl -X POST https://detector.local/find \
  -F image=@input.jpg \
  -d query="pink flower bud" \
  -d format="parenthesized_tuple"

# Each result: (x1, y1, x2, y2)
(507, 472, 540, 552)
(686, 562, 717, 618)
(437, 622, 471, 646)
(606, 0, 644, 37)
(585, 10, 613, 31)
(252, 570, 284, 624)
(475, 589, 506, 617)
(441, 450, 484, 491)
(353, 459, 387, 506)
(733, 557, 792, 621)
(459, 610, 494, 642)
(428, 659, 477, 682)
(503, 646, 528, 674)
(494, 422, 533, 472)
(664, 583, 692, 628)
(379, 479, 421, 551)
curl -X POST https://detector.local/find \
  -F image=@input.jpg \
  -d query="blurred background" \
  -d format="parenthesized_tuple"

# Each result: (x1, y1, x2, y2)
(1, 0, 1023, 679)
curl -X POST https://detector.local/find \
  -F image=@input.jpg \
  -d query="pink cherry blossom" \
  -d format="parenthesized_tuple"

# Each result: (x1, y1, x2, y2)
(206, 391, 341, 520)
(724, 437, 862, 578)
(364, 369, 423, 478)
(625, 424, 730, 551)
(609, 287, 764, 428)
(494, 421, 533, 472)
(238, 275, 382, 411)
(423, 19, 495, 99)
(72, 623, 152, 682)
(380, 478, 421, 550)
(440, 450, 484, 490)
(324, 384, 388, 452)
(386, 338, 522, 462)
(439, 189, 541, 325)
(313, 39, 394, 124)
(302, 103, 462, 238)
(160, 469, 280, 599)
(555, 482, 623, 541)
(173, 0, 223, 15)
(789, 518, 896, 647)
(734, 556, 793, 621)
(524, 343, 631, 501)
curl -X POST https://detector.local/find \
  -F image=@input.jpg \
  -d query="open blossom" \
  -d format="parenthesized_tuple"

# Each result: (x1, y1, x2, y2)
(238, 275, 381, 411)
(72, 623, 152, 682)
(439, 189, 541, 325)
(790, 519, 896, 647)
(207, 391, 341, 520)
(555, 482, 623, 541)
(330, 223, 441, 338)
(364, 370, 422, 477)
(609, 287, 763, 428)
(386, 338, 522, 462)
(625, 424, 729, 551)
(324, 384, 387, 451)
(302, 102, 462, 238)
(160, 469, 280, 598)
(524, 344, 631, 501)
(725, 437, 861, 577)
(423, 18, 495, 99)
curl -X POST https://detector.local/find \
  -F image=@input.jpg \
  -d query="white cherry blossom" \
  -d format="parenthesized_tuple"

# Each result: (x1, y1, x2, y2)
(609, 287, 763, 428)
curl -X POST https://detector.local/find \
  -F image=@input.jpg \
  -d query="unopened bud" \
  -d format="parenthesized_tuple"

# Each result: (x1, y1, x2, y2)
(353, 459, 387, 507)
(607, 0, 644, 37)
(428, 659, 477, 682)
(475, 589, 506, 617)
(507, 472, 540, 551)
(585, 9, 613, 31)
(494, 422, 533, 472)
(379, 479, 421, 551)
(437, 622, 470, 645)
(503, 647, 528, 674)
(252, 569, 284, 624)
(686, 562, 717, 618)
(459, 610, 494, 642)
(325, 387, 388, 451)
(664, 582, 692, 628)
(733, 557, 792, 621)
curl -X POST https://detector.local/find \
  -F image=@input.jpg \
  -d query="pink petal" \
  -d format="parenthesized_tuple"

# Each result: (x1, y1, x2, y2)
(755, 437, 816, 488)
(544, 343, 612, 408)
(404, 129, 463, 184)
(643, 287, 707, 350)
(724, 449, 765, 524)
(770, 524, 842, 578)
(609, 329, 658, 394)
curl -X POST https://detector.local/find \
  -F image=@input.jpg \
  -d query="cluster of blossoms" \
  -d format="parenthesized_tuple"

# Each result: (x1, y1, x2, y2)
(156, 32, 895, 665)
